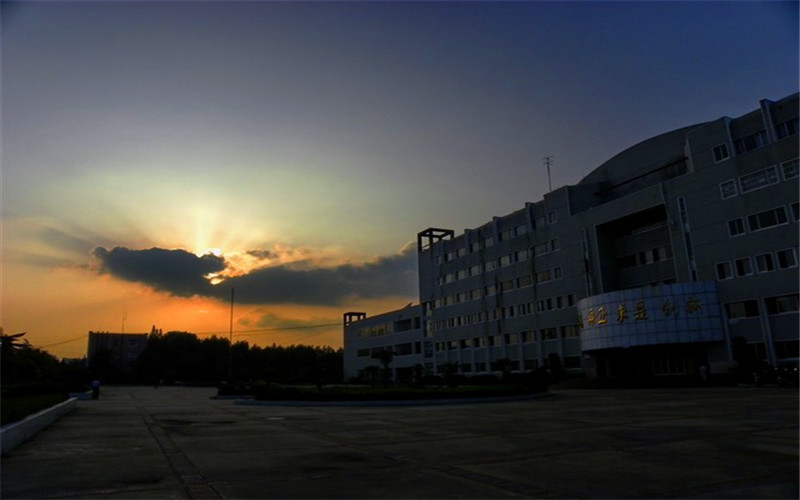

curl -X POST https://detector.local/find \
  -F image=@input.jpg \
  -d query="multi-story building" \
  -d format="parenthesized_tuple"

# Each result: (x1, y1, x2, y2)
(344, 93, 799, 381)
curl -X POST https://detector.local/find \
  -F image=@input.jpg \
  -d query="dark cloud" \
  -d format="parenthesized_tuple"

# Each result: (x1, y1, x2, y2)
(92, 247, 225, 297)
(91, 244, 418, 306)
(246, 249, 274, 260)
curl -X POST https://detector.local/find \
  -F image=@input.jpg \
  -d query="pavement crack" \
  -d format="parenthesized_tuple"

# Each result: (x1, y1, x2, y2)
(138, 405, 223, 499)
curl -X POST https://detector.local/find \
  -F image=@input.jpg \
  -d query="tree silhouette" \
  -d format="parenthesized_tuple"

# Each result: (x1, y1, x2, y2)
(372, 349, 395, 388)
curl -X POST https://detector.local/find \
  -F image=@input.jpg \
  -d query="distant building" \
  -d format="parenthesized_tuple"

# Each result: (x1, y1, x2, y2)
(344, 93, 799, 381)
(342, 306, 424, 382)
(87, 332, 148, 374)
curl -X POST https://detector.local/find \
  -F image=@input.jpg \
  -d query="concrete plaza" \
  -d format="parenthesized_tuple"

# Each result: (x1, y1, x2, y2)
(1, 385, 797, 499)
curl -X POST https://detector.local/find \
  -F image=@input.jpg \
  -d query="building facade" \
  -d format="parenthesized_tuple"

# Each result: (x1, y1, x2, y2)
(342, 307, 425, 382)
(344, 93, 799, 380)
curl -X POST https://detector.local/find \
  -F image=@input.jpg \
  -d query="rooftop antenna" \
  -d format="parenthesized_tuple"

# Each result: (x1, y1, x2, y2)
(121, 307, 127, 334)
(543, 156, 554, 192)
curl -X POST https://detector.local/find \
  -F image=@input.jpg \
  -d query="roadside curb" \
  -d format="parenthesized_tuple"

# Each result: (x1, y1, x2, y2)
(234, 391, 551, 407)
(1, 397, 78, 455)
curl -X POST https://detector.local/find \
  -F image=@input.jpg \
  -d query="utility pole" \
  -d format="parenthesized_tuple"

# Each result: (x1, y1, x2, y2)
(228, 288, 235, 384)
(543, 156, 554, 192)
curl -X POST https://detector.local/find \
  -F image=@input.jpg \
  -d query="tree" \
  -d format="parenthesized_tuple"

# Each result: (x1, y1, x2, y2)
(372, 349, 395, 388)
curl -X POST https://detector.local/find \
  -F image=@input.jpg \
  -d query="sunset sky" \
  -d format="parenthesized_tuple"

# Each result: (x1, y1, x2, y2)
(2, 1, 798, 358)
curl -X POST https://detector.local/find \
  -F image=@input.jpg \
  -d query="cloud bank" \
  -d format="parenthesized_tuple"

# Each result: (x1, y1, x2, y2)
(91, 244, 418, 306)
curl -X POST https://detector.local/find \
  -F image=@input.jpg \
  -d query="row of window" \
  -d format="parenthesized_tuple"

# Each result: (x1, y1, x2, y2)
(728, 203, 799, 237)
(713, 117, 798, 163)
(434, 356, 582, 374)
(436, 270, 565, 307)
(724, 294, 799, 319)
(434, 325, 581, 353)
(438, 243, 563, 285)
(719, 159, 798, 200)
(438, 214, 560, 263)
(356, 342, 422, 358)
(716, 248, 797, 280)
(434, 294, 579, 329)
(618, 246, 671, 269)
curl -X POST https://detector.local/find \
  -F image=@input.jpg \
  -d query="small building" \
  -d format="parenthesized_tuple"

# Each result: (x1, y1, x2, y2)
(87, 331, 148, 375)
(343, 306, 424, 383)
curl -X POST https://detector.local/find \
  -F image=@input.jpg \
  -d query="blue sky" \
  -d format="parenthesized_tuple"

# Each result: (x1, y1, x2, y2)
(2, 0, 798, 356)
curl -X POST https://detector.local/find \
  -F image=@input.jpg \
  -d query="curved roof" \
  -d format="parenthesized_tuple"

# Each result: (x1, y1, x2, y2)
(577, 123, 706, 187)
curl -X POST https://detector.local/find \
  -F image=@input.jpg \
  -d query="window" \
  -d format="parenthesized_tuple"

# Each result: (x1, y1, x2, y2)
(505, 333, 518, 345)
(739, 166, 779, 193)
(460, 338, 473, 348)
(521, 331, 536, 343)
(712, 143, 730, 162)
(550, 238, 560, 251)
(776, 118, 799, 139)
(515, 224, 527, 236)
(747, 207, 788, 232)
(485, 284, 497, 296)
(517, 275, 532, 288)
(471, 241, 481, 252)
(499, 279, 514, 292)
(765, 294, 799, 314)
(474, 337, 486, 348)
(725, 300, 759, 318)
(536, 270, 551, 283)
(515, 249, 529, 262)
(533, 242, 549, 256)
(755, 253, 775, 273)
(734, 257, 752, 277)
(556, 296, 564, 309)
(484, 237, 494, 248)
(716, 262, 733, 280)
(719, 180, 737, 199)
(781, 158, 799, 180)
(499, 254, 513, 267)
(500, 229, 513, 242)
(541, 328, 558, 340)
(775, 340, 800, 359)
(470, 265, 481, 276)
(793, 202, 799, 222)
(485, 260, 496, 271)
(734, 130, 767, 154)
(457, 247, 467, 258)
(728, 218, 746, 237)
(553, 266, 562, 279)
(777, 248, 798, 269)
(562, 325, 580, 338)
(567, 294, 576, 307)
(456, 269, 467, 280)
(547, 211, 558, 224)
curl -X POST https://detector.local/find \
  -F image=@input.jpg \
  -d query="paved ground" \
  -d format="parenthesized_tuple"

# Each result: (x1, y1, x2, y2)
(1, 385, 797, 499)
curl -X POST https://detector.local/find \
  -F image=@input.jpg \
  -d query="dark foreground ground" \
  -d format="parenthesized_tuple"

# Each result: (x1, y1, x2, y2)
(1, 385, 797, 499)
